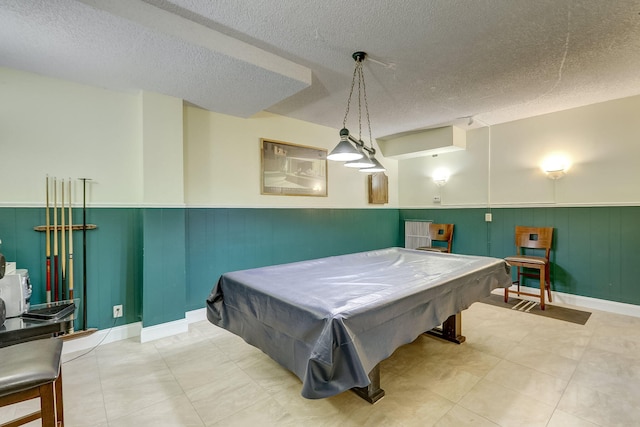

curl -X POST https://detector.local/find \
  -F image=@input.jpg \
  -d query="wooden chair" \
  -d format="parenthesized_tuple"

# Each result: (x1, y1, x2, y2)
(504, 226, 553, 310)
(0, 338, 64, 427)
(417, 223, 454, 253)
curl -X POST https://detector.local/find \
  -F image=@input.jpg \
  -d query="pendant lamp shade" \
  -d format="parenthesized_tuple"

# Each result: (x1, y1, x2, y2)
(328, 52, 385, 172)
(358, 155, 386, 173)
(344, 146, 375, 168)
(327, 129, 363, 161)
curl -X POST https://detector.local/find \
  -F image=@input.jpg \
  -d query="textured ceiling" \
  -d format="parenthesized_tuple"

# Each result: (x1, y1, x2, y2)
(2, 0, 640, 139)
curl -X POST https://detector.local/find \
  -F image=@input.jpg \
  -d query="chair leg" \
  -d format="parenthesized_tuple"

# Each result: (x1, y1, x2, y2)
(539, 267, 546, 310)
(55, 368, 64, 426)
(39, 382, 56, 427)
(546, 264, 552, 303)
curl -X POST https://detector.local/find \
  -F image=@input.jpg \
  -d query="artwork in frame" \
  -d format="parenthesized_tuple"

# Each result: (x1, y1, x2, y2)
(261, 138, 328, 197)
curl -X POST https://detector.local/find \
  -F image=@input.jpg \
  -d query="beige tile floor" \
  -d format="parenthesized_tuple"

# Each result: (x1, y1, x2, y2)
(2, 300, 640, 426)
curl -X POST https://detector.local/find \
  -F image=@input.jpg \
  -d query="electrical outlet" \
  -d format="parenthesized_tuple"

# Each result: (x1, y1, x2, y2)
(113, 304, 123, 318)
(485, 213, 492, 222)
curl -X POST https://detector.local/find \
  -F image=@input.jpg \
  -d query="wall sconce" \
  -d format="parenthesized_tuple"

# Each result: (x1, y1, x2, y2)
(542, 155, 570, 180)
(327, 52, 386, 173)
(432, 167, 450, 186)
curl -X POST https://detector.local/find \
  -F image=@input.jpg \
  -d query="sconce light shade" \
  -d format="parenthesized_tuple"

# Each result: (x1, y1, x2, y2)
(542, 155, 570, 179)
(327, 129, 364, 161)
(432, 167, 450, 186)
(544, 169, 566, 180)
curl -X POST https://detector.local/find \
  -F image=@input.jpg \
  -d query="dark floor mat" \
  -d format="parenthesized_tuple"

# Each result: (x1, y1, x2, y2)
(480, 293, 591, 325)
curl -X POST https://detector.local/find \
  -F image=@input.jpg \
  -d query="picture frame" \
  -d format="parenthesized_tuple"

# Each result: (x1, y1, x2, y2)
(261, 138, 328, 197)
(368, 172, 388, 204)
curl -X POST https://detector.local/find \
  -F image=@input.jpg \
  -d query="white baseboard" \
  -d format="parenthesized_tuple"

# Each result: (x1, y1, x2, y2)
(493, 285, 640, 318)
(186, 307, 207, 323)
(140, 318, 188, 343)
(62, 322, 142, 355)
(61, 308, 208, 355)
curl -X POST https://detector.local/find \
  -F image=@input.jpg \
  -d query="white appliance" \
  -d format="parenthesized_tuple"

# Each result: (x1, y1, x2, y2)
(0, 269, 32, 318)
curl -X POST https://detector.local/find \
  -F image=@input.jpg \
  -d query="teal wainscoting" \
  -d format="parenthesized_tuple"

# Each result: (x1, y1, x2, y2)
(185, 208, 401, 311)
(400, 208, 491, 256)
(142, 208, 186, 328)
(5, 205, 635, 330)
(0, 207, 142, 330)
(1, 207, 401, 330)
(400, 206, 640, 305)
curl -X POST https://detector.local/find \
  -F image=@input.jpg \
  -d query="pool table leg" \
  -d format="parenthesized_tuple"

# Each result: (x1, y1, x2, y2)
(351, 363, 385, 403)
(352, 312, 464, 404)
(425, 312, 466, 344)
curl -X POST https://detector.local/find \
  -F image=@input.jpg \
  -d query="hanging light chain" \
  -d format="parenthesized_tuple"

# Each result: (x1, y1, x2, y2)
(330, 51, 385, 171)
(357, 61, 363, 141)
(342, 62, 359, 128)
(360, 61, 374, 153)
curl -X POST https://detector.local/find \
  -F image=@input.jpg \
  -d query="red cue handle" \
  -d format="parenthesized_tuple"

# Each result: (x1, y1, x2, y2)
(45, 175, 51, 303)
(53, 178, 59, 302)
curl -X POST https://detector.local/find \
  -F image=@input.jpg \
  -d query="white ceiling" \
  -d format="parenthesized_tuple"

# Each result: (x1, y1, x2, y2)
(2, 0, 640, 139)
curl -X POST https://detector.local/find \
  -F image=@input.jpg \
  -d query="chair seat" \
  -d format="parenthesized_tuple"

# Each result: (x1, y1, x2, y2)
(0, 338, 62, 398)
(505, 255, 548, 265)
(416, 246, 448, 253)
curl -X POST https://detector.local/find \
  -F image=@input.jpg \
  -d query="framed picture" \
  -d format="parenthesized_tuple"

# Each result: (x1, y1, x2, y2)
(261, 138, 328, 197)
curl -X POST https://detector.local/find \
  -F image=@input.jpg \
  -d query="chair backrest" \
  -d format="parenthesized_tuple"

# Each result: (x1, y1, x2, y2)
(515, 226, 553, 259)
(428, 223, 454, 252)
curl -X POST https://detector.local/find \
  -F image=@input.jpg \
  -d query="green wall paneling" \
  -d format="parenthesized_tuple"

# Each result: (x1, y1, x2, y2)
(142, 208, 186, 327)
(0, 207, 142, 330)
(0, 208, 45, 300)
(5, 204, 636, 332)
(399, 208, 490, 255)
(620, 207, 640, 303)
(86, 208, 143, 330)
(400, 206, 640, 306)
(185, 208, 401, 311)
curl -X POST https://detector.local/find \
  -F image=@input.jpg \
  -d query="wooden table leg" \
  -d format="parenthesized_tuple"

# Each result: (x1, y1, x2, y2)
(352, 312, 465, 404)
(351, 363, 385, 403)
(425, 312, 466, 344)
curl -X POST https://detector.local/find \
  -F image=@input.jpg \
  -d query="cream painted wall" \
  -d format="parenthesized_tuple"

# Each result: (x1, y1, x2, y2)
(399, 95, 640, 208)
(399, 129, 489, 207)
(12, 63, 636, 210)
(141, 92, 184, 206)
(0, 67, 143, 206)
(183, 106, 398, 208)
(0, 67, 398, 208)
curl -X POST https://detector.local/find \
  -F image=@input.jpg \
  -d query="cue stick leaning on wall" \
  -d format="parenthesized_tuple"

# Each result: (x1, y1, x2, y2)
(45, 176, 51, 303)
(68, 178, 74, 333)
(79, 178, 90, 330)
(68, 179, 74, 301)
(53, 177, 59, 302)
(61, 179, 66, 301)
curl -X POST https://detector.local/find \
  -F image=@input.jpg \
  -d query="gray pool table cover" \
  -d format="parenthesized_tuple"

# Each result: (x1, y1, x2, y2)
(206, 247, 511, 399)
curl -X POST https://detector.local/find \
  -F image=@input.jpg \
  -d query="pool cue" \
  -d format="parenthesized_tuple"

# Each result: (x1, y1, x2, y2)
(61, 179, 66, 301)
(68, 179, 74, 301)
(45, 176, 51, 303)
(79, 178, 91, 330)
(68, 179, 75, 333)
(53, 177, 59, 302)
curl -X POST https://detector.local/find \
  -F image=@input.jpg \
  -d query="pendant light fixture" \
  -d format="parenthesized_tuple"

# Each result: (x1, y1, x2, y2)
(327, 52, 385, 173)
